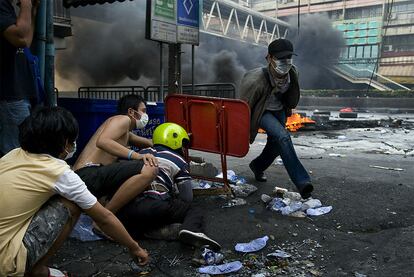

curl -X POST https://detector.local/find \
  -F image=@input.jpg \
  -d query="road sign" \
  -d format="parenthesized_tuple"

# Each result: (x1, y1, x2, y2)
(146, 0, 177, 43)
(177, 0, 200, 45)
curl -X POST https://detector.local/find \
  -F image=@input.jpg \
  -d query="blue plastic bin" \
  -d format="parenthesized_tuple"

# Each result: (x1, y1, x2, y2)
(58, 98, 165, 156)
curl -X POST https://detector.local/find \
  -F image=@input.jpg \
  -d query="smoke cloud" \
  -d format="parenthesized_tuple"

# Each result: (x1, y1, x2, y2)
(286, 14, 346, 89)
(56, 2, 345, 91)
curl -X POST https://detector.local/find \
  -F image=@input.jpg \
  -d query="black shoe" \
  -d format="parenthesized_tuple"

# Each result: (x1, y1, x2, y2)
(299, 183, 313, 199)
(178, 230, 221, 251)
(249, 162, 267, 182)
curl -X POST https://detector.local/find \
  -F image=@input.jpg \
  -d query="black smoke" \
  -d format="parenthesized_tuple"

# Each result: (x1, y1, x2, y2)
(286, 14, 346, 89)
(56, 2, 345, 91)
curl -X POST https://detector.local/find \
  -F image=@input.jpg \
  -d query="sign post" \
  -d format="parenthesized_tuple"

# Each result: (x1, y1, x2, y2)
(146, 0, 177, 44)
(177, 0, 200, 45)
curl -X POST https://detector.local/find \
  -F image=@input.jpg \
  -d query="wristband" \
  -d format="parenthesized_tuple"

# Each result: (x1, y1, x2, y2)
(127, 150, 134, 160)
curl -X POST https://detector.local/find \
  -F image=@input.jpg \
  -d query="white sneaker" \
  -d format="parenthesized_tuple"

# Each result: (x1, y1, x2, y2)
(178, 230, 221, 251)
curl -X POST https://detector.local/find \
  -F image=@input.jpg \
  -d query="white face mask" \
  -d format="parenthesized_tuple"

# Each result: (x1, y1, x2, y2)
(64, 142, 77, 160)
(135, 113, 149, 129)
(272, 58, 293, 75)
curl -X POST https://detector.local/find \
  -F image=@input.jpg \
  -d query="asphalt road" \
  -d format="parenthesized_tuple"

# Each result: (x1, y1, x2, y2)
(51, 117, 414, 277)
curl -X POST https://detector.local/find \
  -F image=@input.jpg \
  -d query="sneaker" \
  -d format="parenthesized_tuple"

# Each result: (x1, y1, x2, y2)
(144, 223, 182, 241)
(299, 183, 313, 199)
(249, 162, 267, 182)
(178, 230, 221, 251)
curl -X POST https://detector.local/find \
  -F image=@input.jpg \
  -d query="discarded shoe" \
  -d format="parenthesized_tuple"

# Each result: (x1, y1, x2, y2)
(144, 223, 181, 241)
(179, 230, 221, 251)
(299, 183, 313, 199)
(249, 162, 267, 182)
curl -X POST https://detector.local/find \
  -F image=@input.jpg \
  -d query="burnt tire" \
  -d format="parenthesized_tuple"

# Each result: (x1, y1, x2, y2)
(313, 111, 331, 115)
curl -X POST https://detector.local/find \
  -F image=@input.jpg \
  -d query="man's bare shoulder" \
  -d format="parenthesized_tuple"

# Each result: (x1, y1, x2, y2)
(105, 114, 130, 126)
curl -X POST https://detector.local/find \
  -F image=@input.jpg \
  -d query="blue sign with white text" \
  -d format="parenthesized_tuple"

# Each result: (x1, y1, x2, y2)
(177, 0, 199, 28)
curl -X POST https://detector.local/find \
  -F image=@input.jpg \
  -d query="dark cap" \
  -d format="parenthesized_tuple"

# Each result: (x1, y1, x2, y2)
(268, 39, 296, 58)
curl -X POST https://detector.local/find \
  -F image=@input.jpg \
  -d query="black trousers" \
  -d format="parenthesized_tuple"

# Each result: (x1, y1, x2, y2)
(116, 195, 204, 238)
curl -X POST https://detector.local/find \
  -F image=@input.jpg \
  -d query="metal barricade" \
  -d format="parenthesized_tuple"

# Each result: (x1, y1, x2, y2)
(78, 86, 148, 100)
(74, 83, 236, 102)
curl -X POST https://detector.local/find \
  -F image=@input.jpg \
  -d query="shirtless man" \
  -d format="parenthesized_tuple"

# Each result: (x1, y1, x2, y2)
(73, 94, 158, 215)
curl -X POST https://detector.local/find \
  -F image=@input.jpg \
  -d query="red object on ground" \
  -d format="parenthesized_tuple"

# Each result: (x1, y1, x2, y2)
(340, 107, 354, 112)
(165, 94, 250, 194)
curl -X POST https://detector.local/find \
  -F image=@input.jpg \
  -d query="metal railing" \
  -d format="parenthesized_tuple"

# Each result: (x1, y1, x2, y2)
(78, 86, 147, 100)
(76, 83, 236, 101)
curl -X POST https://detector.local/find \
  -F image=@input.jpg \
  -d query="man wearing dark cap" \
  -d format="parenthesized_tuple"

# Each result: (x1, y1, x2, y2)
(240, 38, 313, 199)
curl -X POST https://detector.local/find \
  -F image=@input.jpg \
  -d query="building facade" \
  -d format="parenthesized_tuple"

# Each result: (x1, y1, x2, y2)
(235, 0, 414, 88)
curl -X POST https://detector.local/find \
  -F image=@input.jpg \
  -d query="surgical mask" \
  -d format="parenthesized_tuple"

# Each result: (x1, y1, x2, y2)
(135, 113, 149, 129)
(272, 58, 293, 75)
(64, 142, 77, 160)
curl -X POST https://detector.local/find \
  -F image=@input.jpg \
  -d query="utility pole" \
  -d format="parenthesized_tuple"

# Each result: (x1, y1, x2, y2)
(168, 43, 182, 94)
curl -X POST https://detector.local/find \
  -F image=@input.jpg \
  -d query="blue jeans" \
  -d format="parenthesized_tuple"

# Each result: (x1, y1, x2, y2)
(251, 110, 311, 190)
(0, 100, 31, 155)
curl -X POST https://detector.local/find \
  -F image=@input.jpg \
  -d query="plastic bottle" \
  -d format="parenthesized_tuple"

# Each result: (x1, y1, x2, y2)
(201, 248, 224, 265)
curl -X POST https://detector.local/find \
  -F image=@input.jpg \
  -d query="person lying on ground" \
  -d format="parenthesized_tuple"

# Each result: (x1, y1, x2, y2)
(73, 94, 158, 217)
(116, 123, 221, 251)
(0, 107, 149, 277)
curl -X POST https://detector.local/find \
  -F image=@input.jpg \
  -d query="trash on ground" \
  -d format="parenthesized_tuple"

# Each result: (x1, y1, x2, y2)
(261, 194, 273, 204)
(275, 158, 283, 165)
(70, 213, 102, 241)
(302, 199, 322, 210)
(272, 186, 288, 197)
(192, 180, 223, 190)
(265, 189, 332, 218)
(235, 236, 269, 253)
(222, 198, 247, 208)
(201, 247, 224, 265)
(280, 201, 302, 215)
(354, 272, 367, 277)
(369, 165, 404, 171)
(198, 261, 243, 275)
(230, 183, 257, 198)
(329, 153, 346, 157)
(306, 206, 333, 216)
(216, 170, 236, 181)
(283, 191, 302, 201)
(288, 211, 307, 218)
(267, 250, 292, 259)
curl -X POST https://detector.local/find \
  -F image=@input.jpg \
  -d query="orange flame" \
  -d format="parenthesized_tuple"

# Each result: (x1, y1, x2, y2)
(258, 113, 315, 133)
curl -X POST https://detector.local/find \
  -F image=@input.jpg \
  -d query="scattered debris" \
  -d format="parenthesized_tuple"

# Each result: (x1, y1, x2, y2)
(222, 198, 247, 208)
(264, 189, 332, 217)
(198, 261, 243, 275)
(307, 206, 333, 216)
(329, 153, 346, 157)
(369, 165, 404, 171)
(235, 236, 269, 253)
(267, 250, 292, 259)
(201, 248, 224, 265)
(230, 183, 257, 198)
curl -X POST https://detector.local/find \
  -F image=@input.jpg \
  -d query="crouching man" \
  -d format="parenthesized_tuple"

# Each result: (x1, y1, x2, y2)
(117, 123, 221, 251)
(0, 107, 149, 277)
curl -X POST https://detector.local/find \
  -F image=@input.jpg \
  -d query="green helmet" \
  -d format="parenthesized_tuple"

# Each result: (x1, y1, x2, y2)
(152, 123, 190, 150)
